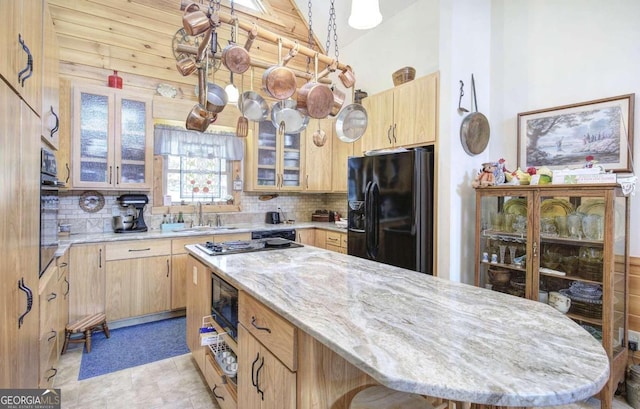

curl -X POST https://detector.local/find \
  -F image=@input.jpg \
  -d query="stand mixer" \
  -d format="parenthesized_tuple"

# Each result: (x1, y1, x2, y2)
(114, 194, 149, 233)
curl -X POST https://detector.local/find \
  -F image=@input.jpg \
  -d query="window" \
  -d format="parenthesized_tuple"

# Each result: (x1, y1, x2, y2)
(235, 0, 266, 13)
(166, 155, 231, 203)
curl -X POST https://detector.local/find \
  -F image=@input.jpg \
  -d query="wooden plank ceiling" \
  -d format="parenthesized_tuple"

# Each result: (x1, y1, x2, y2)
(48, 0, 324, 100)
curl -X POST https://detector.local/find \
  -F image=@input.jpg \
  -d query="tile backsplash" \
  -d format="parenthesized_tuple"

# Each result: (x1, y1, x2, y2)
(59, 190, 347, 234)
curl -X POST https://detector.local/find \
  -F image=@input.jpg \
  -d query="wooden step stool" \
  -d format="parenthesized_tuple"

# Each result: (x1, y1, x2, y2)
(61, 313, 110, 354)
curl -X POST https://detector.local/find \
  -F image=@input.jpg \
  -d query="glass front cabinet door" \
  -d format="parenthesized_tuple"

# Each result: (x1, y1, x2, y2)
(475, 184, 629, 408)
(246, 121, 303, 191)
(72, 85, 153, 190)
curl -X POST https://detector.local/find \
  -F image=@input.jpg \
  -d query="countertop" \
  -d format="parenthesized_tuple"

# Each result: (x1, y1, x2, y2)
(186, 244, 609, 406)
(54, 221, 345, 256)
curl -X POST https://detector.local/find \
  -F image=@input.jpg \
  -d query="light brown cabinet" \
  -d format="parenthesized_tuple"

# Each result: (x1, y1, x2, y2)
(361, 72, 438, 152)
(105, 240, 171, 321)
(331, 137, 354, 193)
(474, 184, 629, 409)
(0, 0, 43, 116)
(171, 236, 213, 310)
(41, 3, 59, 150)
(296, 229, 316, 246)
(0, 70, 41, 390)
(303, 118, 333, 192)
(186, 255, 212, 372)
(245, 121, 303, 191)
(71, 84, 153, 190)
(238, 293, 296, 409)
(326, 231, 347, 254)
(69, 243, 106, 323)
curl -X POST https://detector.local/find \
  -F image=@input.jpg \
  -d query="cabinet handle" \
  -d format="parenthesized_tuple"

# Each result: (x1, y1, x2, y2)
(251, 352, 260, 388)
(166, 259, 170, 277)
(306, 174, 309, 189)
(532, 241, 537, 258)
(255, 356, 265, 400)
(17, 278, 33, 329)
(387, 125, 392, 143)
(65, 163, 70, 184)
(99, 248, 102, 268)
(128, 248, 151, 252)
(116, 166, 120, 185)
(212, 384, 224, 400)
(50, 106, 59, 137)
(47, 292, 57, 302)
(251, 316, 272, 333)
(109, 166, 113, 184)
(17, 34, 33, 86)
(64, 277, 70, 297)
(58, 262, 68, 268)
(48, 330, 57, 342)
(392, 123, 397, 143)
(46, 367, 58, 382)
(327, 237, 338, 242)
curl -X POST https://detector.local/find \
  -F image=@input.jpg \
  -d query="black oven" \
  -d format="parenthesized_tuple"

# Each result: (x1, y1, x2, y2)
(40, 148, 59, 277)
(211, 272, 239, 341)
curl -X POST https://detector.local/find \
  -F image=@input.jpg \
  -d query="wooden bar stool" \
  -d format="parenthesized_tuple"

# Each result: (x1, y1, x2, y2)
(61, 313, 110, 354)
(350, 386, 437, 409)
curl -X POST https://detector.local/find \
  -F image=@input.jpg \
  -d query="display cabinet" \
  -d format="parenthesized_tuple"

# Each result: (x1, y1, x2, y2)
(474, 184, 629, 409)
(245, 120, 303, 191)
(71, 84, 153, 190)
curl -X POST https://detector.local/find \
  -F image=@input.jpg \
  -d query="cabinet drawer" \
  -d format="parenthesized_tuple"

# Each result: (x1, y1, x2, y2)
(239, 292, 297, 371)
(341, 234, 348, 248)
(326, 231, 342, 247)
(326, 244, 343, 253)
(106, 239, 171, 261)
(204, 353, 237, 409)
(172, 236, 213, 254)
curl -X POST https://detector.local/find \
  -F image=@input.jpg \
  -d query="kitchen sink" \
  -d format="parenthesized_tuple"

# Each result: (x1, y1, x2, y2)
(173, 226, 239, 233)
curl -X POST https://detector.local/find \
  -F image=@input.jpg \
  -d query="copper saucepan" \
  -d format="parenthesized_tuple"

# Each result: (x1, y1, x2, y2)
(182, 3, 210, 37)
(339, 65, 356, 89)
(221, 20, 256, 75)
(262, 39, 297, 100)
(297, 53, 333, 119)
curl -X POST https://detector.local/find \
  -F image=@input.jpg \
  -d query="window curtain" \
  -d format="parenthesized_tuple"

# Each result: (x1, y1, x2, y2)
(154, 124, 244, 160)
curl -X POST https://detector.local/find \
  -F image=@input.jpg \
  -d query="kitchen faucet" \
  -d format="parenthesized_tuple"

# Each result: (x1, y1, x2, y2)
(197, 202, 203, 226)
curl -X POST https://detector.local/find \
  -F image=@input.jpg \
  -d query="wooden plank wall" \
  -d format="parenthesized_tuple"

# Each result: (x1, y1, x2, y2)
(48, 0, 322, 126)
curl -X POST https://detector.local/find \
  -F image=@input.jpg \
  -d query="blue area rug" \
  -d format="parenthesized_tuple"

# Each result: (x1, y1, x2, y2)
(78, 317, 189, 380)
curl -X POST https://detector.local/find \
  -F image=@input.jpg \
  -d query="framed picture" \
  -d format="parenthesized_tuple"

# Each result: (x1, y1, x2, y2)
(517, 94, 634, 172)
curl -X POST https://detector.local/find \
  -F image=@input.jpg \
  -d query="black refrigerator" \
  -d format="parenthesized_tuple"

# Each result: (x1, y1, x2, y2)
(347, 147, 434, 274)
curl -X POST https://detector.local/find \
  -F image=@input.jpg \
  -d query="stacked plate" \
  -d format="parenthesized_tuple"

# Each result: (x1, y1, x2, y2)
(503, 198, 527, 216)
(560, 282, 603, 304)
(540, 198, 574, 218)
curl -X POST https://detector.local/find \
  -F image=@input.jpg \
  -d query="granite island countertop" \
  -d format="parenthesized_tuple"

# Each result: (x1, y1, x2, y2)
(186, 244, 610, 407)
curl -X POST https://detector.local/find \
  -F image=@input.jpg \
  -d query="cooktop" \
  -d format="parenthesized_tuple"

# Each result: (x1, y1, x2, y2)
(195, 238, 303, 256)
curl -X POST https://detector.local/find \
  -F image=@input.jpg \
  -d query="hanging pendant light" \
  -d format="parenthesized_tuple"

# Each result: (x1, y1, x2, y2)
(348, 0, 382, 30)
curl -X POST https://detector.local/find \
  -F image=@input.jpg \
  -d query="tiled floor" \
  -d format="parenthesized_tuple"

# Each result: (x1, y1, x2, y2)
(55, 342, 633, 409)
(54, 344, 221, 409)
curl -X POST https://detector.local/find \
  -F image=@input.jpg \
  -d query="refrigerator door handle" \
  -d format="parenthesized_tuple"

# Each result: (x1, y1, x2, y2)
(371, 182, 380, 257)
(364, 181, 373, 258)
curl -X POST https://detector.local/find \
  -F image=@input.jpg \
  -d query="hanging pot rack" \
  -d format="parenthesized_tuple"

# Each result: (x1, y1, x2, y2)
(175, 43, 332, 84)
(177, 5, 352, 83)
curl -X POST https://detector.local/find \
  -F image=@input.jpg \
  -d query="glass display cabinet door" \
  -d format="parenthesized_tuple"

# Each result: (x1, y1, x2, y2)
(279, 131, 302, 190)
(115, 96, 150, 188)
(536, 189, 627, 355)
(75, 91, 113, 187)
(256, 121, 278, 188)
(477, 193, 530, 298)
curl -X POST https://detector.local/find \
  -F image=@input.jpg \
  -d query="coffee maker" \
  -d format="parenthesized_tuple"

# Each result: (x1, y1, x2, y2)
(115, 194, 149, 233)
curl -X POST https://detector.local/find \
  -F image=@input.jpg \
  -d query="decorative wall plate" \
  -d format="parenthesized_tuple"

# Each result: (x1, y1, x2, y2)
(79, 191, 105, 213)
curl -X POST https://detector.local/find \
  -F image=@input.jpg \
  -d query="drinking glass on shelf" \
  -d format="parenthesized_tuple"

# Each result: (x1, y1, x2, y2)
(508, 245, 517, 265)
(491, 212, 505, 231)
(499, 245, 507, 265)
(555, 215, 569, 237)
(567, 213, 583, 239)
(504, 213, 516, 233)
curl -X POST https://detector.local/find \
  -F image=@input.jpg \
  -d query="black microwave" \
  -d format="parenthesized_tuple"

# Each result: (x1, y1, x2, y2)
(211, 272, 238, 341)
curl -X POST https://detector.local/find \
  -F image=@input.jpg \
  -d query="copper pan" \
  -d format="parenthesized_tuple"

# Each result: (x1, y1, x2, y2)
(221, 19, 254, 74)
(262, 39, 297, 100)
(297, 53, 333, 119)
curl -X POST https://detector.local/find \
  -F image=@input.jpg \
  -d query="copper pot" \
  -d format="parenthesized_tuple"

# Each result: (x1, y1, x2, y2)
(339, 65, 356, 89)
(262, 39, 297, 100)
(186, 103, 216, 132)
(182, 3, 210, 37)
(221, 22, 257, 75)
(329, 85, 345, 117)
(176, 57, 197, 76)
(297, 54, 333, 119)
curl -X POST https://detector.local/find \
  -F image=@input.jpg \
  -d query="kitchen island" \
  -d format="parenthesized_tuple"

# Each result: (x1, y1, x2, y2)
(186, 244, 610, 407)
